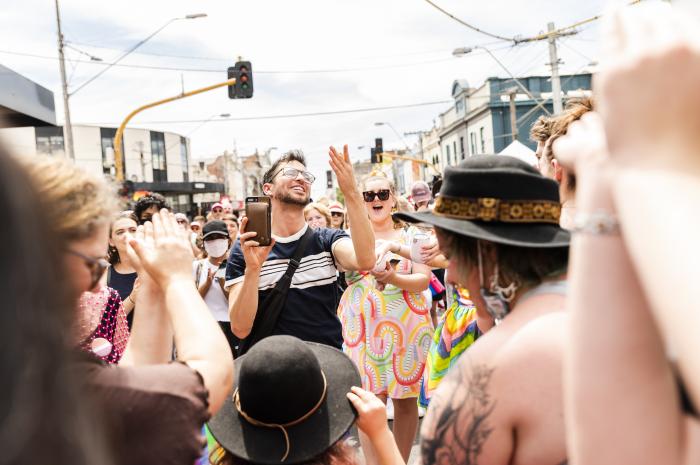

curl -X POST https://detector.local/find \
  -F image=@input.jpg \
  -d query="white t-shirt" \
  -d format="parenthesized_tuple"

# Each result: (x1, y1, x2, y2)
(192, 259, 229, 322)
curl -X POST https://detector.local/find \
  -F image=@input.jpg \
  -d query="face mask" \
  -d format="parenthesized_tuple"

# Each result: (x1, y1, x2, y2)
(204, 238, 229, 258)
(477, 241, 518, 325)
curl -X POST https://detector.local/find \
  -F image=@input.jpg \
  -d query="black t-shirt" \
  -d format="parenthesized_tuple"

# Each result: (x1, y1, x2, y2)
(107, 266, 137, 328)
(225, 224, 350, 349)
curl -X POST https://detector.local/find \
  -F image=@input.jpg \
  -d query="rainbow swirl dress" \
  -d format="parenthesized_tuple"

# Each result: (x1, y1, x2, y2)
(418, 284, 481, 407)
(338, 230, 434, 399)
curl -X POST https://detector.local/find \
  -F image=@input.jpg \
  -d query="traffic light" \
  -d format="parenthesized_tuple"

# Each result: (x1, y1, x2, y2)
(228, 61, 254, 99)
(371, 138, 383, 163)
(326, 170, 333, 189)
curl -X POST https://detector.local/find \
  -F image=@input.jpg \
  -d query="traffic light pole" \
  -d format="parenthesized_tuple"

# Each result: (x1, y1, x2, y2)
(376, 152, 441, 175)
(113, 77, 236, 182)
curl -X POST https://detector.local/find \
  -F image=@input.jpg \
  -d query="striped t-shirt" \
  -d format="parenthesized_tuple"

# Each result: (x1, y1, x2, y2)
(225, 224, 349, 348)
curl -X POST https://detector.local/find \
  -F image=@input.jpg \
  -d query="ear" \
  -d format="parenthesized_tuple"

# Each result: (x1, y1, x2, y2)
(551, 159, 563, 183)
(262, 182, 273, 196)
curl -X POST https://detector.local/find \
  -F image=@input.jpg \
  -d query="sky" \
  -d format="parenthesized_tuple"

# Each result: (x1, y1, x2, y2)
(1, 0, 609, 198)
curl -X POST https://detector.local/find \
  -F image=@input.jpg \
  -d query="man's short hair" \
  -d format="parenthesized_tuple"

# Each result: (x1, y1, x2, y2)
(529, 116, 554, 143)
(262, 150, 306, 186)
(134, 192, 169, 219)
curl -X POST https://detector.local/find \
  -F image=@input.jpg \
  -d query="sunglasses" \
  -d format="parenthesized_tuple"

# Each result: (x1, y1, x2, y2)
(331, 212, 344, 217)
(68, 249, 109, 290)
(212, 208, 223, 213)
(362, 189, 391, 202)
(272, 167, 316, 184)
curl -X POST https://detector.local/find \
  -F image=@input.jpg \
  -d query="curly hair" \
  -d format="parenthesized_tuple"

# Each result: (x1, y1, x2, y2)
(22, 156, 119, 241)
(134, 192, 169, 221)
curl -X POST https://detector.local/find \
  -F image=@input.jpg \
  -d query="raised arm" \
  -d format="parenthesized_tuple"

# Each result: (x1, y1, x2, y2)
(329, 145, 375, 271)
(227, 217, 275, 339)
(555, 111, 688, 465)
(129, 210, 234, 415)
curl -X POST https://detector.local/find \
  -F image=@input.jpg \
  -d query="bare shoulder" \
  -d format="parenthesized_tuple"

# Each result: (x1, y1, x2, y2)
(420, 313, 568, 465)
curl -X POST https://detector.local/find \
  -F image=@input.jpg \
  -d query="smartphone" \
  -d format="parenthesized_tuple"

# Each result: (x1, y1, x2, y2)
(389, 258, 401, 269)
(245, 196, 272, 246)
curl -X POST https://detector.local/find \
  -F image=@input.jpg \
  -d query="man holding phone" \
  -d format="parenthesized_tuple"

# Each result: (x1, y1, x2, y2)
(225, 146, 375, 350)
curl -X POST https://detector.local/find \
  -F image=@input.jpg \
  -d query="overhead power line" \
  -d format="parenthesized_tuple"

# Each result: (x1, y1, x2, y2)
(0, 44, 513, 75)
(422, 0, 518, 43)
(83, 100, 453, 126)
(423, 0, 644, 44)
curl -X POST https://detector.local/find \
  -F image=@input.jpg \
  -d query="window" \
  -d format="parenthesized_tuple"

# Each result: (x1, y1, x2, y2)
(445, 145, 451, 166)
(480, 127, 486, 154)
(150, 131, 167, 183)
(453, 142, 457, 162)
(460, 136, 465, 160)
(455, 99, 464, 114)
(35, 126, 64, 156)
(180, 136, 189, 182)
(100, 128, 124, 177)
(470, 133, 476, 155)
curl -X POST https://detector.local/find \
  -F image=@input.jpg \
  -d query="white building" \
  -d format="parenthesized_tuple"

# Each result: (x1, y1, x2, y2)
(0, 124, 223, 213)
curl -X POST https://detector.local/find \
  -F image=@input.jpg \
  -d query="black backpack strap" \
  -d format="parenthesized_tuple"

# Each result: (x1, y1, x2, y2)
(237, 227, 314, 355)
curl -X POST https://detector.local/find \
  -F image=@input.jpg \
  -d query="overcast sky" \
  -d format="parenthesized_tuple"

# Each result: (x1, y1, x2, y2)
(2, 0, 610, 197)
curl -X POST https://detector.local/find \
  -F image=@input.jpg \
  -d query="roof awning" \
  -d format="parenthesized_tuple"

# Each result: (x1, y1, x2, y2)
(0, 64, 56, 128)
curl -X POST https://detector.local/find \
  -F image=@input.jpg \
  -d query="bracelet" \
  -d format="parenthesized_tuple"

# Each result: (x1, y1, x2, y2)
(571, 211, 620, 235)
(127, 295, 135, 305)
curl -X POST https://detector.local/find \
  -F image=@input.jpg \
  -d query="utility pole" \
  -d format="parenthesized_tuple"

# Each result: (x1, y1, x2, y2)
(54, 0, 75, 159)
(547, 22, 564, 114)
(507, 87, 518, 141)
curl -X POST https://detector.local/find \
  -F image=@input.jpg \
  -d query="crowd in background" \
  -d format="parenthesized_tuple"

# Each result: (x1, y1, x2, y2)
(3, 3, 700, 465)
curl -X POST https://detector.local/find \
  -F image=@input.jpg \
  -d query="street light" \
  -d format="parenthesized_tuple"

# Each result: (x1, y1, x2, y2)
(452, 45, 551, 116)
(70, 13, 207, 96)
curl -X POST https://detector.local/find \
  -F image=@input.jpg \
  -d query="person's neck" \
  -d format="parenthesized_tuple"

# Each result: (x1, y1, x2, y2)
(271, 201, 306, 237)
(114, 257, 136, 273)
(208, 254, 226, 266)
(371, 217, 395, 234)
(559, 193, 576, 230)
(509, 274, 566, 310)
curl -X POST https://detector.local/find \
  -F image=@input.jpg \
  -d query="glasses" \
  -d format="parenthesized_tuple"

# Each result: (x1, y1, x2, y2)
(176, 219, 188, 225)
(68, 250, 109, 290)
(212, 208, 223, 213)
(331, 212, 344, 217)
(272, 167, 315, 184)
(362, 189, 391, 202)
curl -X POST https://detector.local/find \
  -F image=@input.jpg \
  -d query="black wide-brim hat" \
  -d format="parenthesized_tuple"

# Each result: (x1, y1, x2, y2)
(208, 336, 361, 465)
(394, 155, 570, 248)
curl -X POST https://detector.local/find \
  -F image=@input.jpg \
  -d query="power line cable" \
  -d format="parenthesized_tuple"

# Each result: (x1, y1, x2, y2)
(421, 0, 518, 43)
(82, 99, 453, 126)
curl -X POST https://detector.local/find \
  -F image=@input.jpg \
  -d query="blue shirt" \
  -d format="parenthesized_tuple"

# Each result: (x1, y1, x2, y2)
(225, 224, 350, 348)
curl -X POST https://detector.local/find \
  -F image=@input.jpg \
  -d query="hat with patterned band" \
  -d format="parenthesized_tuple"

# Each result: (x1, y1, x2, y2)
(207, 336, 361, 465)
(393, 155, 570, 248)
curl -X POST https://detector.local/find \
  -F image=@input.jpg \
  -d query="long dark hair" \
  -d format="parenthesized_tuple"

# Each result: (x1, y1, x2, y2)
(0, 147, 112, 465)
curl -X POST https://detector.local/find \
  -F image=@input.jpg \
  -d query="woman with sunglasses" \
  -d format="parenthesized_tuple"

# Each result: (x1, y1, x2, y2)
(338, 171, 433, 465)
(24, 155, 234, 465)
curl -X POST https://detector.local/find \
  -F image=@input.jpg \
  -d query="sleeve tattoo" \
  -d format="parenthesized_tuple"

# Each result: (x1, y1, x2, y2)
(421, 363, 496, 465)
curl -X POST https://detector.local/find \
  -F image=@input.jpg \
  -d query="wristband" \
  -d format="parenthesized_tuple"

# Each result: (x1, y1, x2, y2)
(572, 211, 620, 235)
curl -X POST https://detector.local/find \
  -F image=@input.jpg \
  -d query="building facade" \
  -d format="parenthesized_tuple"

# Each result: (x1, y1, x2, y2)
(437, 73, 593, 166)
(0, 124, 223, 214)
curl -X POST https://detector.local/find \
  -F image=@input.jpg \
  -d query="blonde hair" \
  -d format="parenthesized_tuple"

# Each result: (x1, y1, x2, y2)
(361, 171, 404, 229)
(24, 156, 119, 241)
(304, 202, 332, 227)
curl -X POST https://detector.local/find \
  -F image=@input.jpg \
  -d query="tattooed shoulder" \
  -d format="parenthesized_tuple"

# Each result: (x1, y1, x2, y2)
(421, 363, 496, 465)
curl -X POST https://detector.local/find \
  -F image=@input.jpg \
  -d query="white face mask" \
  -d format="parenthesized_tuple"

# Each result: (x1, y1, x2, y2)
(204, 238, 229, 258)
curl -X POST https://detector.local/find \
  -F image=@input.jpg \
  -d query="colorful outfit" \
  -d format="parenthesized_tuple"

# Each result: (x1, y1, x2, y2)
(77, 286, 130, 364)
(339, 228, 433, 399)
(419, 284, 481, 407)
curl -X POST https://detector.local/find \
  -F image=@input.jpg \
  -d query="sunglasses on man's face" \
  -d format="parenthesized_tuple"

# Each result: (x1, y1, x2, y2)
(272, 167, 316, 184)
(68, 249, 109, 290)
(362, 189, 391, 202)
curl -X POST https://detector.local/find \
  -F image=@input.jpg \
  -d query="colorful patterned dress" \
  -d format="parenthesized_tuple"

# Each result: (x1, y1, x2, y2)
(418, 284, 481, 407)
(338, 229, 434, 399)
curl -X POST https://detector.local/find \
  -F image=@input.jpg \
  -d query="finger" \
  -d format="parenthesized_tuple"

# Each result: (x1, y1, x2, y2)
(161, 209, 176, 237)
(151, 210, 165, 242)
(351, 386, 369, 397)
(143, 221, 155, 247)
(239, 231, 258, 241)
(243, 240, 260, 248)
(240, 217, 249, 234)
(346, 392, 363, 409)
(343, 144, 350, 163)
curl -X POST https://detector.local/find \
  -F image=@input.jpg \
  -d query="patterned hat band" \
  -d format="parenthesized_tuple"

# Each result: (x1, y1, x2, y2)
(433, 195, 561, 224)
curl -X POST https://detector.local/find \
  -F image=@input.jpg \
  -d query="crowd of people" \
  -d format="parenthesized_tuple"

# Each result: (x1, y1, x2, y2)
(3, 3, 700, 465)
